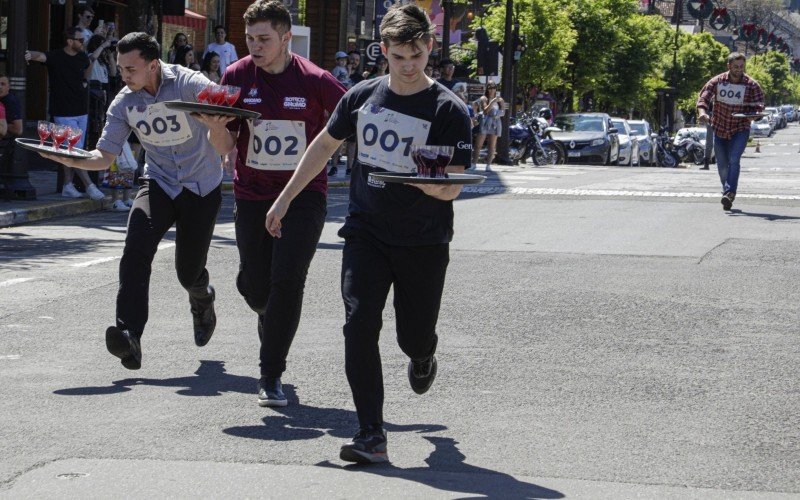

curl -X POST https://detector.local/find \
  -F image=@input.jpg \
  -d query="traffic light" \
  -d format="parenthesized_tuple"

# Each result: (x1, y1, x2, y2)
(475, 27, 499, 76)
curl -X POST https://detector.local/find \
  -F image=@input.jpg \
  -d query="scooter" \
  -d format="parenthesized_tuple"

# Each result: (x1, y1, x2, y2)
(653, 126, 678, 168)
(674, 130, 706, 165)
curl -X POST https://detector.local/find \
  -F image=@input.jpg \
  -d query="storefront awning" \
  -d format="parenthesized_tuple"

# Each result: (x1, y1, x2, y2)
(163, 9, 207, 32)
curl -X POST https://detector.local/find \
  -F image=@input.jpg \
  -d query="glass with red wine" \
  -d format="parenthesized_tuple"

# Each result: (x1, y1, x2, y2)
(37, 121, 53, 146)
(66, 126, 83, 153)
(52, 125, 69, 152)
(411, 145, 454, 179)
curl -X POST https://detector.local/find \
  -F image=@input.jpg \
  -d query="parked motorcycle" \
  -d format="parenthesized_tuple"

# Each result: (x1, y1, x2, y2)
(653, 126, 678, 168)
(475, 113, 565, 166)
(673, 130, 706, 165)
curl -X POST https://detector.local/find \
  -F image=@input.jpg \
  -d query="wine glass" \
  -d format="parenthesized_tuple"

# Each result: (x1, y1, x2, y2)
(66, 126, 83, 154)
(209, 84, 226, 106)
(52, 125, 69, 151)
(196, 84, 212, 104)
(411, 145, 453, 178)
(37, 121, 52, 146)
(224, 85, 242, 106)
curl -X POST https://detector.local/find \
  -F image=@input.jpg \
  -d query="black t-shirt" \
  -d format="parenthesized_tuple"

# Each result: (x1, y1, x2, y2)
(45, 49, 90, 117)
(350, 72, 365, 85)
(437, 78, 457, 91)
(0, 93, 22, 123)
(327, 77, 472, 246)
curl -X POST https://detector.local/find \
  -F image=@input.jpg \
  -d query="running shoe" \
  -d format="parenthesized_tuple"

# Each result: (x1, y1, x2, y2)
(721, 192, 734, 211)
(408, 355, 437, 395)
(61, 182, 82, 198)
(340, 426, 388, 464)
(190, 285, 216, 347)
(327, 166, 338, 176)
(86, 183, 106, 200)
(105, 326, 142, 370)
(258, 377, 287, 407)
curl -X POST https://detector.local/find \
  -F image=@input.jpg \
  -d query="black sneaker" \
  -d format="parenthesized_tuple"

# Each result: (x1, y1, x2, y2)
(258, 377, 287, 407)
(345, 168, 352, 176)
(721, 193, 734, 211)
(105, 326, 142, 370)
(408, 355, 437, 395)
(340, 426, 388, 464)
(190, 285, 216, 347)
(327, 166, 338, 176)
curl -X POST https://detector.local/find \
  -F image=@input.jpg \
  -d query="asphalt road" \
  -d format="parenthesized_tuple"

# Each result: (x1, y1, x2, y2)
(1, 124, 799, 498)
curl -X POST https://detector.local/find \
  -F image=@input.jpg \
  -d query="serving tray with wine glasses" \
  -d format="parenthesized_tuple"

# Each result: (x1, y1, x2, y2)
(163, 101, 261, 120)
(15, 138, 93, 159)
(369, 172, 486, 185)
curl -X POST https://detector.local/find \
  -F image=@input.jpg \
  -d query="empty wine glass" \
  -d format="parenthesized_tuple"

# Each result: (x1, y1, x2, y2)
(66, 126, 83, 153)
(37, 121, 53, 146)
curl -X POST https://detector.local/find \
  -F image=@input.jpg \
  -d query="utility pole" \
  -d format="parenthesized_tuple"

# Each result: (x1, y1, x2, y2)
(495, 0, 514, 165)
(441, 0, 451, 60)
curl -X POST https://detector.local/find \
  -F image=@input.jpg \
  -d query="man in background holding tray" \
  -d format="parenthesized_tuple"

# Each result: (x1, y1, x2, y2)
(697, 52, 764, 211)
(203, 0, 346, 408)
(38, 32, 228, 371)
(264, 3, 472, 463)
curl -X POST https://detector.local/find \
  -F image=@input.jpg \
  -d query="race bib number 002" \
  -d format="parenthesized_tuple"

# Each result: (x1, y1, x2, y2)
(356, 103, 431, 173)
(246, 119, 306, 171)
(716, 83, 746, 106)
(127, 102, 192, 147)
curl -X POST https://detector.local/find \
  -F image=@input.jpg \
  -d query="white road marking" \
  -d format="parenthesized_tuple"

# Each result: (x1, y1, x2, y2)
(462, 185, 800, 200)
(0, 277, 35, 287)
(0, 355, 21, 360)
(71, 242, 176, 268)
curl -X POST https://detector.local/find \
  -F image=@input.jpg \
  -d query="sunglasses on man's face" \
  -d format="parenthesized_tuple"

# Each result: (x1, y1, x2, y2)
(84, 14, 94, 19)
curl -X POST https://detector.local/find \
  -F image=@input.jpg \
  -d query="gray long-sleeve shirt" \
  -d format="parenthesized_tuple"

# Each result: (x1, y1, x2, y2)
(97, 62, 222, 199)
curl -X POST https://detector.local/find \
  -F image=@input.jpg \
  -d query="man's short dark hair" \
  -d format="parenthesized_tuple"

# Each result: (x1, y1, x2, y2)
(347, 50, 360, 57)
(65, 26, 82, 42)
(117, 32, 161, 62)
(243, 0, 291, 33)
(727, 52, 746, 64)
(439, 58, 453, 67)
(214, 25, 226, 33)
(79, 6, 94, 16)
(380, 3, 435, 47)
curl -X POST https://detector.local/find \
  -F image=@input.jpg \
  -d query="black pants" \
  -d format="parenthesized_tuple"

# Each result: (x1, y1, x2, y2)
(341, 232, 449, 428)
(117, 180, 221, 335)
(234, 190, 326, 378)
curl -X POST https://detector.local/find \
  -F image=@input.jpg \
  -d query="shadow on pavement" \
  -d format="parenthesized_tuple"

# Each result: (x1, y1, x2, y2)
(727, 209, 800, 221)
(0, 233, 113, 267)
(316, 436, 564, 499)
(53, 360, 256, 397)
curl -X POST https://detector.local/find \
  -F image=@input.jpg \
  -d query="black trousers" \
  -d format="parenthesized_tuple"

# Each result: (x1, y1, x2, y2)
(234, 190, 326, 378)
(117, 180, 221, 335)
(341, 231, 449, 428)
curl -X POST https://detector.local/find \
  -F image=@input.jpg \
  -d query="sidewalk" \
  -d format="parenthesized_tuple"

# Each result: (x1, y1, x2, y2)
(0, 165, 353, 229)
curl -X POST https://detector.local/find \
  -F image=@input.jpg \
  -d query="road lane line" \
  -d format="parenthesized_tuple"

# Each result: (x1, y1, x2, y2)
(71, 242, 176, 268)
(0, 277, 36, 287)
(461, 185, 800, 200)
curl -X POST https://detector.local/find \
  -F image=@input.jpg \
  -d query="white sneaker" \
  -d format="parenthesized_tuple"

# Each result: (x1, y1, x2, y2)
(61, 183, 82, 198)
(86, 184, 106, 200)
(112, 200, 130, 211)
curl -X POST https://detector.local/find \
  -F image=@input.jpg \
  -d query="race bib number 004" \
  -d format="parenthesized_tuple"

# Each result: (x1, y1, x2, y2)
(246, 119, 306, 171)
(356, 103, 431, 173)
(716, 83, 746, 106)
(127, 102, 192, 147)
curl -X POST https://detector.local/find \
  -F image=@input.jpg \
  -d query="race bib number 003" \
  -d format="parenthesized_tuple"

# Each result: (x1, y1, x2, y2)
(127, 102, 192, 147)
(716, 83, 746, 106)
(356, 103, 431, 173)
(246, 119, 306, 171)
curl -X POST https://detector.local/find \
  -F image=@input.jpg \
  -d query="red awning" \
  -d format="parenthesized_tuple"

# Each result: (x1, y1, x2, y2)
(163, 8, 207, 31)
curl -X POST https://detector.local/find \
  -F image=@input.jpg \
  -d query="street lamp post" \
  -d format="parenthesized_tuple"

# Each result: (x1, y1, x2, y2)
(441, 0, 452, 61)
(670, 0, 684, 133)
(495, 0, 515, 165)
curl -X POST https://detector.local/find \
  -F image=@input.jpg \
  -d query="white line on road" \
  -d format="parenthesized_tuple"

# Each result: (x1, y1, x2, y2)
(0, 278, 35, 287)
(71, 242, 176, 268)
(462, 185, 800, 200)
(0, 355, 21, 360)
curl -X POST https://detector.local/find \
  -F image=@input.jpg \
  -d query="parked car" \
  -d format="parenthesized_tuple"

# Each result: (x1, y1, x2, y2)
(551, 113, 620, 165)
(628, 119, 656, 166)
(765, 107, 786, 129)
(751, 116, 773, 137)
(779, 104, 796, 122)
(610, 118, 639, 166)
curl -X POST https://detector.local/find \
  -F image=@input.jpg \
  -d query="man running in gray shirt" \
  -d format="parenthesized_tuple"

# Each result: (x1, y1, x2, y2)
(40, 32, 233, 370)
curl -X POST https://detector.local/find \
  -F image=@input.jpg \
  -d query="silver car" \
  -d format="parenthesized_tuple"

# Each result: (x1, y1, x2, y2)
(628, 119, 656, 166)
(610, 118, 640, 166)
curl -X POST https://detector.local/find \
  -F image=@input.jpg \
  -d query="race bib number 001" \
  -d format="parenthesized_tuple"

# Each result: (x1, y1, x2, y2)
(716, 83, 746, 106)
(127, 102, 192, 147)
(356, 103, 431, 173)
(246, 119, 306, 171)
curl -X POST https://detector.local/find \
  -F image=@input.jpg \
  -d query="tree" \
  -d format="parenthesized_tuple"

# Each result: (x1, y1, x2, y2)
(748, 51, 790, 104)
(673, 33, 729, 117)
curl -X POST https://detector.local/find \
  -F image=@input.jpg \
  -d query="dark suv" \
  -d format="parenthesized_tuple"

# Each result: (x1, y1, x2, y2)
(551, 113, 620, 165)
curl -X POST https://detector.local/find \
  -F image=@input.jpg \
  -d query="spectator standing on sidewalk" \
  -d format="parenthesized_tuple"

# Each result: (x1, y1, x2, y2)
(167, 33, 190, 64)
(37, 32, 227, 371)
(75, 6, 95, 43)
(696, 52, 764, 211)
(87, 34, 117, 150)
(176, 45, 201, 71)
(205, 0, 346, 407)
(25, 28, 105, 200)
(0, 75, 22, 139)
(265, 2, 472, 463)
(436, 58, 457, 91)
(472, 82, 504, 168)
(201, 52, 222, 84)
(203, 26, 239, 75)
(331, 51, 351, 87)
